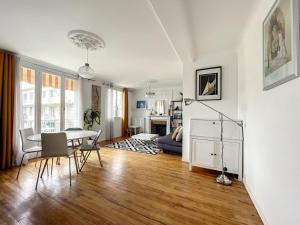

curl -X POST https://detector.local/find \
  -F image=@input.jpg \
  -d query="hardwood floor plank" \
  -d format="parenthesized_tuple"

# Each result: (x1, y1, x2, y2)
(0, 146, 262, 225)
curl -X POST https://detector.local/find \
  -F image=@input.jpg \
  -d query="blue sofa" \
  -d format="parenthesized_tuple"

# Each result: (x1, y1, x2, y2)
(156, 133, 182, 154)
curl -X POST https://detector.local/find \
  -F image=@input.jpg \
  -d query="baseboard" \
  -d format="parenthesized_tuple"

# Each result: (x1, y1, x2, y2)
(243, 178, 268, 225)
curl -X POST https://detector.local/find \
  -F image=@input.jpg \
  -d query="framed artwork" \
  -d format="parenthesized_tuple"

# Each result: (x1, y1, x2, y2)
(136, 100, 146, 109)
(91, 85, 101, 111)
(195, 66, 222, 101)
(263, 0, 300, 90)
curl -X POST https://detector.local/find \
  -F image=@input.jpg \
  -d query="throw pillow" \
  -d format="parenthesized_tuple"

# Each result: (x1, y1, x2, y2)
(171, 126, 181, 140)
(176, 127, 183, 142)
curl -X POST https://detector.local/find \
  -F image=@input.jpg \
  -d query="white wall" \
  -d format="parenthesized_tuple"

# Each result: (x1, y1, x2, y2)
(182, 51, 238, 161)
(130, 86, 182, 131)
(237, 0, 300, 224)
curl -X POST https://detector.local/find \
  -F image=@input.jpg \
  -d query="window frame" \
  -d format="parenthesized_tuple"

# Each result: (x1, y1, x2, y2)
(19, 58, 79, 133)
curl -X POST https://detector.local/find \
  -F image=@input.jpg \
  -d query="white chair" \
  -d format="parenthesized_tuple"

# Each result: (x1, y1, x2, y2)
(17, 128, 42, 180)
(35, 132, 78, 190)
(79, 129, 103, 171)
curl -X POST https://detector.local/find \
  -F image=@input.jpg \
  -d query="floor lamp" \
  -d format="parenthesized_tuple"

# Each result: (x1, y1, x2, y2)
(184, 98, 244, 185)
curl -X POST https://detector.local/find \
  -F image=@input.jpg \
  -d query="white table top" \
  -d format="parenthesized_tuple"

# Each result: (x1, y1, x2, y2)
(27, 130, 98, 142)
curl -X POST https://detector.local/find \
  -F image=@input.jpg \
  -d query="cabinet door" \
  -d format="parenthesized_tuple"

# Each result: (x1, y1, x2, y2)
(192, 139, 215, 168)
(216, 141, 239, 172)
(190, 120, 220, 138)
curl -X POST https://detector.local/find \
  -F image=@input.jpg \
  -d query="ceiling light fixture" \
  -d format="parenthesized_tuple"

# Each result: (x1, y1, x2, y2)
(145, 81, 156, 98)
(68, 30, 105, 79)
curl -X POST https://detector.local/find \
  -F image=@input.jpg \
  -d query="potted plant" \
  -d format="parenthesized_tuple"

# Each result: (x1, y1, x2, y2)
(84, 108, 101, 144)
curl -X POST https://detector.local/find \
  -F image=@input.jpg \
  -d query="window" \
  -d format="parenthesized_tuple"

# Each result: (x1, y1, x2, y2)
(41, 72, 61, 132)
(65, 78, 78, 129)
(112, 89, 122, 117)
(21, 67, 35, 129)
(20, 63, 79, 133)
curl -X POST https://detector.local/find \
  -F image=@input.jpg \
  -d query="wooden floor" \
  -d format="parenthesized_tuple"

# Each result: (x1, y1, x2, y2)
(0, 143, 262, 225)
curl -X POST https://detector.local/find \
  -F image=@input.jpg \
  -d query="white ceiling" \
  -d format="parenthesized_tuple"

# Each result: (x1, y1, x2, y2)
(0, 0, 257, 88)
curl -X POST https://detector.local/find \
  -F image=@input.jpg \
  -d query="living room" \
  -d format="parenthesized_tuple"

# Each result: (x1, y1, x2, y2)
(0, 0, 299, 225)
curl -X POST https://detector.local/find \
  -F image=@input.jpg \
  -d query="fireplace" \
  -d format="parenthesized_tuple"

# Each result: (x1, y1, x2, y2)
(151, 120, 167, 136)
(145, 116, 170, 136)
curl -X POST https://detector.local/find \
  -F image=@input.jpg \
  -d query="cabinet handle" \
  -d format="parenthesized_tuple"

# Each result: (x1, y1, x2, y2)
(210, 153, 213, 156)
(212, 122, 216, 125)
(214, 153, 217, 156)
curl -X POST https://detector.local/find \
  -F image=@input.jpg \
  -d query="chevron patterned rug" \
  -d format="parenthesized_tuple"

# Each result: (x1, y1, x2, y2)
(105, 138, 161, 155)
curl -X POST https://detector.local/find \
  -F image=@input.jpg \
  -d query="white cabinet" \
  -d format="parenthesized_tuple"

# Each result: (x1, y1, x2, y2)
(189, 119, 243, 181)
(192, 139, 215, 168)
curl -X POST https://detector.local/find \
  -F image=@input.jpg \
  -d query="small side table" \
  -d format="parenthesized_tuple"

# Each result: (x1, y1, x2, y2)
(128, 125, 140, 136)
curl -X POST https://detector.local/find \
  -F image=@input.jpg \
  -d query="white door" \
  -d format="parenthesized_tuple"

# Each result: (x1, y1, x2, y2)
(216, 141, 240, 172)
(192, 139, 215, 168)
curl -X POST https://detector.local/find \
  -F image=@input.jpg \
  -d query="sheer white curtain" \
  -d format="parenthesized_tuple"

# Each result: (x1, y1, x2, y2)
(13, 58, 25, 166)
(76, 77, 83, 128)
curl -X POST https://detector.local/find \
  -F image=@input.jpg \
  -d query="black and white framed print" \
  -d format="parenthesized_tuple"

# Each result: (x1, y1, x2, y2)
(196, 66, 222, 101)
(263, 0, 300, 90)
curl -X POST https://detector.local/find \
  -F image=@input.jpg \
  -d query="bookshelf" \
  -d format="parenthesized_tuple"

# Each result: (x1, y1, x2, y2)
(170, 100, 183, 132)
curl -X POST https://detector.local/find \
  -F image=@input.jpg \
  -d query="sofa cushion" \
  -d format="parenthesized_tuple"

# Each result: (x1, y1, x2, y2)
(176, 127, 183, 142)
(157, 134, 182, 147)
(171, 127, 180, 140)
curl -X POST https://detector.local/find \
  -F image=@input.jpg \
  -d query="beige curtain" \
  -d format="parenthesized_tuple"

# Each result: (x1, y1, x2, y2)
(0, 50, 15, 169)
(122, 88, 128, 137)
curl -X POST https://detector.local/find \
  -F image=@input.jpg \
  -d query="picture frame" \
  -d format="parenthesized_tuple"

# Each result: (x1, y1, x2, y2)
(136, 100, 147, 109)
(195, 66, 222, 101)
(263, 0, 300, 90)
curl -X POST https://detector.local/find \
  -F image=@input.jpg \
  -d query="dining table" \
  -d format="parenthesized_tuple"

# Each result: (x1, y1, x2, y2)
(27, 130, 98, 173)
(27, 130, 98, 142)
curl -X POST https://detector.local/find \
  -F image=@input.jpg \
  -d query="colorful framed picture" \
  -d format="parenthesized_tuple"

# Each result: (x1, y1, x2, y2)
(195, 66, 222, 101)
(136, 100, 146, 109)
(263, 0, 300, 90)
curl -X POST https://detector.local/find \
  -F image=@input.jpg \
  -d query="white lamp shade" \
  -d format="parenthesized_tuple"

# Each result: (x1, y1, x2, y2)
(78, 63, 95, 79)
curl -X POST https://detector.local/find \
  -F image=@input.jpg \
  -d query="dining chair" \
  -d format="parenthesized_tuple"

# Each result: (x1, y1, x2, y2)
(35, 132, 79, 190)
(55, 127, 83, 166)
(17, 128, 42, 180)
(79, 129, 103, 171)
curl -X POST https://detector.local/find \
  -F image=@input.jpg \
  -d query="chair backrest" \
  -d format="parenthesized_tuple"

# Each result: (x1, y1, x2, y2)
(92, 129, 102, 147)
(65, 127, 83, 131)
(20, 128, 36, 151)
(41, 132, 68, 158)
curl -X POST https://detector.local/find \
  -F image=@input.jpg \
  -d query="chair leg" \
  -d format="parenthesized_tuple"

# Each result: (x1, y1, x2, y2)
(68, 157, 71, 187)
(73, 152, 79, 174)
(35, 159, 43, 190)
(35, 152, 39, 168)
(41, 158, 49, 178)
(79, 151, 91, 172)
(96, 150, 103, 167)
(51, 158, 54, 176)
(16, 153, 25, 180)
